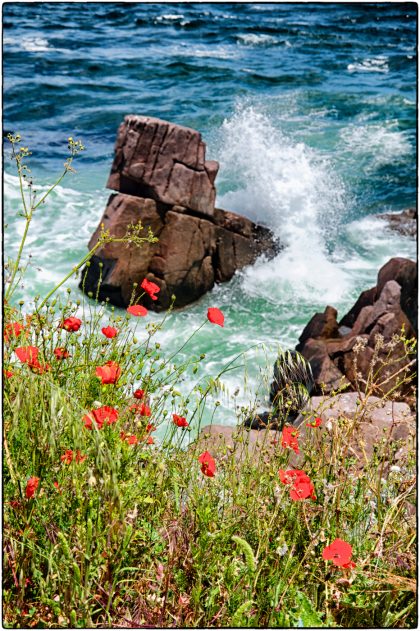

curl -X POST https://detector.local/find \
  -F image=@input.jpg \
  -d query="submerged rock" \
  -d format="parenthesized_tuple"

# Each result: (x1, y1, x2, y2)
(377, 207, 417, 238)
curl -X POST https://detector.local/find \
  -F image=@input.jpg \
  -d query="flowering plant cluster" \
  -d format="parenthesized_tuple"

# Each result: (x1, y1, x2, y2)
(3, 135, 415, 629)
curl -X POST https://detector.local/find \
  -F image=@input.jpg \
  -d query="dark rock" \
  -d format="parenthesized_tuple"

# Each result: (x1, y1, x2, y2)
(243, 411, 282, 431)
(80, 193, 278, 310)
(107, 115, 218, 216)
(339, 286, 376, 329)
(298, 338, 351, 394)
(376, 257, 417, 332)
(296, 306, 340, 353)
(377, 208, 417, 238)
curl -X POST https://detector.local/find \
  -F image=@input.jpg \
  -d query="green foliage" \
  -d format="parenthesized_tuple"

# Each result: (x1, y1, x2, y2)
(3, 137, 417, 629)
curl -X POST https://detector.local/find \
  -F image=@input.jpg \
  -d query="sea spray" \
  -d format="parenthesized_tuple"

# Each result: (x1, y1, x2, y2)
(215, 105, 351, 304)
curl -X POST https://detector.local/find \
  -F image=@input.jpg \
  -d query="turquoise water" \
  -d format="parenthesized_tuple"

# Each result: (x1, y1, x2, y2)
(3, 3, 417, 428)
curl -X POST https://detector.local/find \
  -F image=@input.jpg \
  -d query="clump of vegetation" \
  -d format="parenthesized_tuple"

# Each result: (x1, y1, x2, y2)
(3, 136, 417, 628)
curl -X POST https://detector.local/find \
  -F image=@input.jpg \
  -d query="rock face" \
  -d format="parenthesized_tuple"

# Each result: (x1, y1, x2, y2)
(377, 207, 417, 238)
(107, 115, 219, 216)
(196, 390, 416, 472)
(81, 193, 278, 310)
(290, 392, 416, 472)
(80, 116, 279, 310)
(295, 257, 417, 398)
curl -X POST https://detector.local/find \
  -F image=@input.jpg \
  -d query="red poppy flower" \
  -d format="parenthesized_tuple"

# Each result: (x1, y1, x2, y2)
(95, 361, 121, 384)
(133, 388, 145, 399)
(198, 451, 216, 477)
(54, 347, 70, 360)
(60, 449, 74, 464)
(127, 305, 148, 317)
(4, 322, 25, 343)
(61, 317, 82, 332)
(279, 469, 310, 485)
(281, 426, 300, 455)
(26, 476, 39, 499)
(173, 414, 188, 428)
(146, 423, 157, 433)
(207, 307, 224, 327)
(279, 469, 316, 501)
(141, 278, 160, 301)
(130, 403, 151, 417)
(30, 360, 51, 374)
(15, 346, 39, 365)
(306, 417, 322, 428)
(53, 481, 62, 494)
(289, 479, 316, 501)
(75, 450, 86, 463)
(126, 434, 139, 445)
(83, 405, 119, 429)
(145, 435, 155, 444)
(322, 539, 354, 568)
(4, 369, 13, 379)
(101, 326, 118, 339)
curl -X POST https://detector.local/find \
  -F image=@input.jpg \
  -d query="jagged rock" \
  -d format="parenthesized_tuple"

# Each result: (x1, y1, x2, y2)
(377, 207, 417, 238)
(80, 193, 278, 310)
(296, 306, 340, 353)
(298, 338, 350, 394)
(338, 286, 376, 329)
(295, 259, 417, 399)
(376, 257, 417, 331)
(107, 115, 218, 216)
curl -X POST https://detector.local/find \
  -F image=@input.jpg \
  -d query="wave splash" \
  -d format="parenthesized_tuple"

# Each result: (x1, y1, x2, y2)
(215, 105, 350, 303)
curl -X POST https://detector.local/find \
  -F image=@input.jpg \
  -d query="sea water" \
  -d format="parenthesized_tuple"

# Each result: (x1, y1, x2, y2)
(3, 3, 417, 432)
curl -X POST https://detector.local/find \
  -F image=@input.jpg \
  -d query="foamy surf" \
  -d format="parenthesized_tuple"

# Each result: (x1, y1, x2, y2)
(347, 56, 389, 73)
(215, 106, 351, 303)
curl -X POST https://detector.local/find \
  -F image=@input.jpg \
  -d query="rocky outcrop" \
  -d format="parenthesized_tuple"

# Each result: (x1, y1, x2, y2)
(377, 207, 417, 238)
(81, 193, 278, 310)
(196, 391, 415, 472)
(107, 115, 219, 216)
(296, 257, 417, 398)
(80, 116, 279, 310)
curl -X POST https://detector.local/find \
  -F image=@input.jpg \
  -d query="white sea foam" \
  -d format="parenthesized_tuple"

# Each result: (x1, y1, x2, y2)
(21, 37, 50, 52)
(237, 33, 278, 46)
(347, 56, 389, 73)
(215, 106, 351, 304)
(340, 123, 412, 168)
(190, 46, 238, 60)
(154, 14, 185, 24)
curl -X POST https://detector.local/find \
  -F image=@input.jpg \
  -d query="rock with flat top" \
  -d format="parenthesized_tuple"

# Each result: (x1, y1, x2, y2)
(107, 115, 218, 216)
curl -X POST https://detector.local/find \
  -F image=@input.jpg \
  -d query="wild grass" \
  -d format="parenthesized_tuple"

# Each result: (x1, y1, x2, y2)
(3, 135, 417, 628)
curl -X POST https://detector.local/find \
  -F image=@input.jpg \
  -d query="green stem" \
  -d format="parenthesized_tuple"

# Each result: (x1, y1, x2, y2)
(5, 155, 31, 302)
(5, 158, 72, 303)
(5, 212, 32, 302)
(36, 240, 103, 312)
(33, 164, 71, 211)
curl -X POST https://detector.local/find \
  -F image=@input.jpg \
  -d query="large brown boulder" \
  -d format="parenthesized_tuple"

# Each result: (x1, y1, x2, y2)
(107, 115, 218, 216)
(294, 258, 417, 398)
(80, 193, 278, 310)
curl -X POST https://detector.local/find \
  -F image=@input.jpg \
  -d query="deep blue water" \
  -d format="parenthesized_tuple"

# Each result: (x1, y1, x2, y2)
(3, 2, 417, 428)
